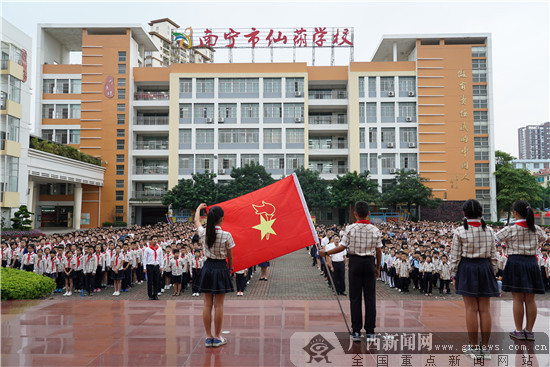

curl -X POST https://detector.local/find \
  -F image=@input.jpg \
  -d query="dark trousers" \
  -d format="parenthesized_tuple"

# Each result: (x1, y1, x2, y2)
(236, 273, 246, 292)
(440, 279, 451, 293)
(423, 273, 433, 294)
(94, 266, 103, 289)
(22, 264, 34, 272)
(332, 261, 346, 294)
(121, 263, 130, 290)
(75, 270, 83, 289)
(2, 260, 7, 267)
(84, 273, 94, 294)
(400, 276, 409, 292)
(147, 264, 160, 298)
(412, 268, 420, 289)
(192, 268, 201, 293)
(348, 255, 376, 334)
(136, 265, 144, 282)
(432, 273, 440, 290)
(56, 273, 64, 289)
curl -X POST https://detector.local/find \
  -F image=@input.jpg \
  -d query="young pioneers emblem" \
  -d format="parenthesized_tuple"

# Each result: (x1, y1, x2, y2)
(252, 201, 277, 240)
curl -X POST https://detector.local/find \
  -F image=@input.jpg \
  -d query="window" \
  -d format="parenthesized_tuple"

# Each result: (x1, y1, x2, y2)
(179, 129, 192, 146)
(263, 78, 281, 93)
(286, 154, 304, 170)
(399, 77, 416, 92)
(196, 78, 214, 93)
(264, 128, 282, 144)
(400, 153, 417, 170)
(241, 154, 259, 166)
(70, 79, 81, 93)
(117, 88, 126, 99)
(381, 102, 395, 119)
(179, 104, 192, 119)
(475, 151, 489, 160)
(118, 64, 126, 74)
(360, 128, 365, 145)
(367, 103, 376, 122)
(43, 79, 55, 93)
(218, 103, 237, 118)
(285, 78, 304, 94)
(264, 154, 285, 169)
(475, 177, 490, 187)
(398, 102, 416, 118)
(116, 154, 124, 163)
(473, 96, 487, 109)
(54, 130, 68, 144)
(117, 139, 125, 150)
(194, 104, 214, 119)
(55, 104, 69, 119)
(117, 114, 125, 125)
(70, 104, 81, 119)
(117, 129, 125, 137)
(476, 189, 490, 200)
(218, 154, 237, 171)
(241, 103, 259, 118)
(400, 127, 416, 143)
(472, 70, 487, 83)
(179, 78, 192, 93)
(116, 191, 124, 201)
(358, 77, 365, 95)
(264, 103, 282, 118)
(1, 116, 20, 142)
(369, 154, 378, 172)
(369, 128, 377, 143)
(69, 129, 80, 144)
(474, 125, 488, 134)
(472, 46, 486, 57)
(115, 206, 124, 214)
(381, 128, 395, 143)
(286, 128, 304, 144)
(475, 163, 490, 174)
(179, 155, 193, 171)
(118, 51, 127, 62)
(3, 156, 19, 192)
(381, 153, 396, 169)
(116, 180, 124, 188)
(473, 85, 487, 96)
(42, 104, 54, 119)
(284, 103, 304, 118)
(118, 78, 126, 87)
(196, 154, 214, 170)
(472, 59, 486, 70)
(474, 111, 488, 122)
(368, 77, 376, 97)
(219, 129, 259, 144)
(380, 77, 394, 92)
(116, 165, 124, 175)
(117, 104, 125, 112)
(41, 129, 53, 141)
(196, 129, 214, 144)
(56, 79, 69, 94)
(474, 137, 489, 148)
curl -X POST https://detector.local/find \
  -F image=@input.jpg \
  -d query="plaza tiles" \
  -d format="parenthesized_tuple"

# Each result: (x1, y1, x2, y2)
(2, 299, 549, 367)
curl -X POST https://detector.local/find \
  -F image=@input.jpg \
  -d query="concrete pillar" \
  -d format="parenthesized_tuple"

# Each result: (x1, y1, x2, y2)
(74, 184, 82, 230)
(27, 180, 39, 229)
(392, 42, 397, 62)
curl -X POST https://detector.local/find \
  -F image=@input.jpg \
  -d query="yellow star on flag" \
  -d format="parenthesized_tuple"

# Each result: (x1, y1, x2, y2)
(252, 216, 277, 240)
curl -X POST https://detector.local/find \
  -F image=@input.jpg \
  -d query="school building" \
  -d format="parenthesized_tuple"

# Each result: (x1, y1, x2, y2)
(34, 20, 497, 226)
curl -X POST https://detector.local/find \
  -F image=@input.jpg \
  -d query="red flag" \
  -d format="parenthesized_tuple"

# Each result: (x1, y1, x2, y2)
(207, 173, 317, 272)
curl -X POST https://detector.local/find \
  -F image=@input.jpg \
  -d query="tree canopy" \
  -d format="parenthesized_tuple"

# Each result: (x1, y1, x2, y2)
(293, 167, 330, 209)
(381, 169, 441, 213)
(330, 171, 379, 208)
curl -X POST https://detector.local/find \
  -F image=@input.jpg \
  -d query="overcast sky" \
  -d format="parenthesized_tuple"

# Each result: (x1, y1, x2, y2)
(2, 0, 549, 157)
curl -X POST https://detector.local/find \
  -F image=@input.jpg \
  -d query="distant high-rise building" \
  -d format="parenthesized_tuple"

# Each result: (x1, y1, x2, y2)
(518, 121, 550, 159)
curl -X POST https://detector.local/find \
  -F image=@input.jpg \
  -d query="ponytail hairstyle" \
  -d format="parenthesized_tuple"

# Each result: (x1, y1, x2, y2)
(205, 206, 224, 248)
(462, 199, 487, 231)
(513, 200, 536, 232)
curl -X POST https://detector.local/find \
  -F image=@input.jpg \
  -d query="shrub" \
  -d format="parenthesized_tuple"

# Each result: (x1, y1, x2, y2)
(1, 229, 45, 240)
(101, 222, 127, 227)
(1, 267, 56, 300)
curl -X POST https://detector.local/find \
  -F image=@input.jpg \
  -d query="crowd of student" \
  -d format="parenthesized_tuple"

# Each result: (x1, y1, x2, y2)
(313, 217, 550, 296)
(0, 222, 254, 298)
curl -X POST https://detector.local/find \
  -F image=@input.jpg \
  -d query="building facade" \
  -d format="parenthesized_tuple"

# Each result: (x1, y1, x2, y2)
(518, 121, 550, 160)
(36, 25, 497, 226)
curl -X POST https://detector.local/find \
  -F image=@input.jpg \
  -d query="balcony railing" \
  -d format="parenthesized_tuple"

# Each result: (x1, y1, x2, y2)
(0, 98, 6, 110)
(0, 59, 8, 70)
(134, 166, 168, 175)
(134, 91, 170, 100)
(135, 116, 169, 125)
(309, 115, 347, 125)
(134, 141, 169, 150)
(132, 190, 167, 199)
(309, 141, 348, 150)
(308, 90, 348, 99)
(309, 165, 348, 174)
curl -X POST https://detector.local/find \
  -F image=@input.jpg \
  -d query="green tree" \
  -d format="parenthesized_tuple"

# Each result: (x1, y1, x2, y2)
(293, 167, 330, 209)
(495, 150, 515, 168)
(330, 171, 379, 220)
(10, 205, 34, 230)
(495, 165, 541, 222)
(161, 172, 220, 211)
(381, 169, 441, 216)
(224, 162, 275, 199)
(534, 185, 550, 210)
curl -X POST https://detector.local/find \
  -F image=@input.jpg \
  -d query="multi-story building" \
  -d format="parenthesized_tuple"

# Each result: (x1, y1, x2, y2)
(512, 159, 550, 172)
(36, 24, 497, 225)
(1, 18, 31, 226)
(518, 121, 550, 160)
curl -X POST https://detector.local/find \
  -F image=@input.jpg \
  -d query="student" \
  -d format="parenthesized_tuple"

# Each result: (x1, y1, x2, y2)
(1, 242, 9, 267)
(191, 250, 203, 297)
(387, 248, 396, 288)
(450, 199, 499, 360)
(538, 248, 549, 291)
(320, 201, 382, 342)
(34, 249, 45, 276)
(111, 245, 125, 296)
(20, 245, 37, 272)
(121, 244, 131, 292)
(163, 246, 173, 291)
(423, 255, 434, 296)
(63, 249, 74, 296)
(495, 200, 549, 341)
(398, 252, 410, 293)
(326, 235, 347, 296)
(432, 252, 441, 290)
(418, 255, 426, 293)
(44, 250, 59, 281)
(93, 244, 104, 292)
(143, 235, 163, 300)
(235, 267, 247, 296)
(82, 246, 97, 297)
(439, 254, 451, 295)
(194, 203, 235, 348)
(170, 249, 184, 296)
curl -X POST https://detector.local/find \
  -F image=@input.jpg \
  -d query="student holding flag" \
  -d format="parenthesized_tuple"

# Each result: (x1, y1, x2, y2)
(320, 201, 382, 342)
(194, 203, 235, 348)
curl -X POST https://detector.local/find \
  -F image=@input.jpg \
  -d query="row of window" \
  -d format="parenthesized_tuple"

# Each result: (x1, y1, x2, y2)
(359, 76, 416, 98)
(359, 127, 417, 145)
(0, 115, 20, 143)
(359, 102, 416, 123)
(1, 42, 23, 66)
(1, 156, 19, 193)
(179, 77, 304, 95)
(42, 104, 81, 119)
(179, 103, 305, 120)
(41, 129, 81, 144)
(179, 128, 305, 146)
(359, 153, 418, 172)
(178, 153, 305, 172)
(42, 79, 81, 94)
(0, 75, 21, 104)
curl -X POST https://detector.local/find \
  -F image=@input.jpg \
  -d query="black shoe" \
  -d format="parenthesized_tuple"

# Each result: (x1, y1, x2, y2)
(340, 293, 347, 296)
(351, 331, 362, 342)
(153, 296, 159, 300)
(149, 297, 154, 300)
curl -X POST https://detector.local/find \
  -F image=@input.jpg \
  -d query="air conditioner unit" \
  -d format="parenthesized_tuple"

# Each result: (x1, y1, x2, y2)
(295, 91, 303, 97)
(206, 118, 213, 123)
(406, 116, 412, 122)
(218, 117, 225, 123)
(387, 142, 395, 148)
(388, 91, 395, 97)
(408, 142, 416, 148)
(390, 168, 397, 174)
(408, 91, 415, 97)
(218, 169, 226, 175)
(295, 117, 303, 123)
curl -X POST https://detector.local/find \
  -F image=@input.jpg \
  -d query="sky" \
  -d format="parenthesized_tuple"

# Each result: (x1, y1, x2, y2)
(2, 0, 549, 157)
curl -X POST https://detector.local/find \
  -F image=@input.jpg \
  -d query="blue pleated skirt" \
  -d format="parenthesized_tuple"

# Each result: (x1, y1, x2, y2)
(502, 255, 545, 294)
(197, 258, 234, 294)
(455, 258, 499, 297)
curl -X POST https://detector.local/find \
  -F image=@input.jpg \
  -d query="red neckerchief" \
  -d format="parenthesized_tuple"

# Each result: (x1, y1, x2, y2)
(149, 244, 158, 262)
(467, 220, 481, 227)
(196, 258, 199, 268)
(516, 221, 528, 228)
(51, 257, 55, 270)
(76, 255, 81, 268)
(356, 220, 371, 224)
(96, 253, 100, 262)
(115, 255, 119, 267)
(86, 254, 92, 265)
(27, 252, 33, 263)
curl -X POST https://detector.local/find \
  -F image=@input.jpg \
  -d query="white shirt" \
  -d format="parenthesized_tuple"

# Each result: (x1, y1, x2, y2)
(143, 243, 164, 269)
(326, 242, 346, 262)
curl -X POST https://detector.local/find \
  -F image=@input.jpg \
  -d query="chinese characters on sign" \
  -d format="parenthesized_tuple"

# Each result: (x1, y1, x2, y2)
(451, 67, 471, 190)
(183, 27, 354, 48)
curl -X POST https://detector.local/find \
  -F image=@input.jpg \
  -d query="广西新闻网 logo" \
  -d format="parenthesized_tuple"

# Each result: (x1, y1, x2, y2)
(303, 334, 334, 363)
